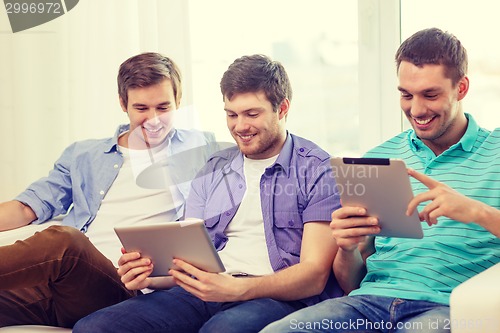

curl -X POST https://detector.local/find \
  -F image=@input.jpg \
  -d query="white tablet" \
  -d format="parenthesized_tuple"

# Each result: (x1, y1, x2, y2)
(114, 219, 225, 276)
(330, 157, 423, 239)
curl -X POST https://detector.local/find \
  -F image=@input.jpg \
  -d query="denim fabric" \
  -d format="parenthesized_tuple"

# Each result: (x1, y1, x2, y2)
(261, 295, 450, 333)
(73, 286, 305, 333)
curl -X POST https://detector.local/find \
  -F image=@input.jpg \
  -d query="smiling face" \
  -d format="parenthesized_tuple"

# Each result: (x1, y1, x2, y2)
(119, 79, 178, 149)
(224, 91, 288, 160)
(398, 61, 469, 155)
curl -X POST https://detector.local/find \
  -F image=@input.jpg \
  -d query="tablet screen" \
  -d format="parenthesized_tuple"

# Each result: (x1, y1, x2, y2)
(331, 157, 424, 239)
(114, 219, 225, 276)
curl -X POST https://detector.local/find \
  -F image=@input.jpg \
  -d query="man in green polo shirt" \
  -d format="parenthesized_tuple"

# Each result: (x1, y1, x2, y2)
(263, 28, 500, 333)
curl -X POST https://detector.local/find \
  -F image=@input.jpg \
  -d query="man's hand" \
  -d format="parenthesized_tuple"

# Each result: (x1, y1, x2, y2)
(330, 206, 380, 252)
(117, 248, 154, 290)
(169, 259, 248, 302)
(407, 169, 485, 225)
(330, 206, 378, 294)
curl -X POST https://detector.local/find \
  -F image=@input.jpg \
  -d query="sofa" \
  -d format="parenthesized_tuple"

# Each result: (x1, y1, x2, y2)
(449, 262, 500, 333)
(1, 224, 499, 332)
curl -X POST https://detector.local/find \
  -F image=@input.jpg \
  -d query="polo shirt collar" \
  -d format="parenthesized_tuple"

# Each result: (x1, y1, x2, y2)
(409, 113, 478, 153)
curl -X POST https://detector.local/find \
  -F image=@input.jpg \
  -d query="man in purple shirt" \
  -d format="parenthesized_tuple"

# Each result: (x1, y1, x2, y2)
(74, 54, 343, 333)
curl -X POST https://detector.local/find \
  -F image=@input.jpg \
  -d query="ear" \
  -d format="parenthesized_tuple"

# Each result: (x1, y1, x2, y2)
(119, 97, 128, 113)
(457, 76, 469, 101)
(278, 98, 290, 120)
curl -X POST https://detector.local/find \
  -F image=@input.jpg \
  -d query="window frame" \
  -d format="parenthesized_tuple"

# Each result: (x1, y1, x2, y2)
(358, 0, 403, 153)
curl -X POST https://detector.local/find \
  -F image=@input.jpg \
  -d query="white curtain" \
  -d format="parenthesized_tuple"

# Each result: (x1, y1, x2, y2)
(0, 0, 192, 201)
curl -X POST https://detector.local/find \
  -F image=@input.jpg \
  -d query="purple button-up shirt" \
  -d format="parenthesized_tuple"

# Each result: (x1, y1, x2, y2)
(186, 132, 343, 305)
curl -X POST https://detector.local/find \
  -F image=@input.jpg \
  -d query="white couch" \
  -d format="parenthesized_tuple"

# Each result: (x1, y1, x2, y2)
(0, 326, 71, 332)
(1, 224, 499, 333)
(449, 262, 500, 333)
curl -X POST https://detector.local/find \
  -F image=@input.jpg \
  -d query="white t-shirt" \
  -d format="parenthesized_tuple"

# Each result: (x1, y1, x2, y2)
(86, 134, 182, 266)
(218, 154, 278, 276)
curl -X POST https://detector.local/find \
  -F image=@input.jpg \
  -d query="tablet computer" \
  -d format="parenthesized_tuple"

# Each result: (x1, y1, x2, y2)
(114, 219, 225, 276)
(330, 157, 423, 239)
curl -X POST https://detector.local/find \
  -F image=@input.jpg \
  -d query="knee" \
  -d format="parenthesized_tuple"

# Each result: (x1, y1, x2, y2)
(200, 314, 240, 333)
(43, 225, 93, 255)
(73, 313, 111, 333)
(73, 317, 100, 333)
(44, 225, 88, 244)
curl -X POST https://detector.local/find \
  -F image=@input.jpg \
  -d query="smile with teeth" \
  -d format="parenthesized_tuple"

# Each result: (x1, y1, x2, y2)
(413, 117, 434, 125)
(237, 133, 256, 141)
(144, 126, 163, 133)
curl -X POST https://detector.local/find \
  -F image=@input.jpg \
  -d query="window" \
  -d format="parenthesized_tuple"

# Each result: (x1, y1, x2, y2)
(401, 0, 500, 130)
(188, 0, 360, 156)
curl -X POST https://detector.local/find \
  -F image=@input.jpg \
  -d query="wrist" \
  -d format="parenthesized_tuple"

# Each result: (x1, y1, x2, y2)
(476, 203, 500, 237)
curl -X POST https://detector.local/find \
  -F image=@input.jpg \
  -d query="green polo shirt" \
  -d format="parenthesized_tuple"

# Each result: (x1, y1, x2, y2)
(350, 113, 500, 305)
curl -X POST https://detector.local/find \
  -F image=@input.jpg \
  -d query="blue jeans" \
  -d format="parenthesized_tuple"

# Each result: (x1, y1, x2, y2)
(261, 295, 450, 333)
(73, 286, 305, 333)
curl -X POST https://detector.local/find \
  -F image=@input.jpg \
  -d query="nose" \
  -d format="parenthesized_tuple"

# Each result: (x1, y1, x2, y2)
(146, 110, 161, 126)
(410, 97, 427, 118)
(233, 116, 250, 132)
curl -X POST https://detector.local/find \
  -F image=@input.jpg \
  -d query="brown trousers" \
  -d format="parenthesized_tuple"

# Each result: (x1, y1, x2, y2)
(0, 225, 135, 328)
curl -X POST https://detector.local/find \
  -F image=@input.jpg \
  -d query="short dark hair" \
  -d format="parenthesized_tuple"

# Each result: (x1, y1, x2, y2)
(117, 52, 182, 107)
(395, 28, 468, 85)
(220, 54, 292, 111)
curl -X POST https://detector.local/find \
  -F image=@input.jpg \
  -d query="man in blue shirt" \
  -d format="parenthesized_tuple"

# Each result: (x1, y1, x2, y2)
(0, 52, 216, 328)
(73, 54, 343, 333)
(263, 28, 500, 333)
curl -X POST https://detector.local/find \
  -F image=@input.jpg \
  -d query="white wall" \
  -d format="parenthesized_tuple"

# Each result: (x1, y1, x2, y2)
(0, 0, 192, 201)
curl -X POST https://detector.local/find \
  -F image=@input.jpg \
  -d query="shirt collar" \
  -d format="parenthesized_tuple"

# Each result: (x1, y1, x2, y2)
(273, 132, 293, 177)
(457, 113, 478, 152)
(104, 124, 180, 154)
(409, 113, 478, 153)
(228, 132, 292, 176)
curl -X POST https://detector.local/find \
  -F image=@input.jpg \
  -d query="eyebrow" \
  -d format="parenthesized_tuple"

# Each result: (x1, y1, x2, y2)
(397, 87, 441, 94)
(224, 107, 265, 113)
(132, 101, 172, 107)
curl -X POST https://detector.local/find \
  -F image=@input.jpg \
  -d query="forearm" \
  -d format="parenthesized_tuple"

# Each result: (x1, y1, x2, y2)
(475, 203, 500, 238)
(0, 201, 36, 231)
(238, 261, 330, 301)
(333, 248, 366, 294)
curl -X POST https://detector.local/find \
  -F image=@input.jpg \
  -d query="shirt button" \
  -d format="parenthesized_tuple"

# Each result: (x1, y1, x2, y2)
(299, 148, 304, 152)
(99, 190, 105, 195)
(288, 220, 294, 226)
(114, 164, 119, 169)
(238, 184, 243, 189)
(226, 211, 231, 216)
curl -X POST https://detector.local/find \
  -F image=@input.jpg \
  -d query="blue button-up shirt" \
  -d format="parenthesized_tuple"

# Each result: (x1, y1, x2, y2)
(16, 125, 216, 231)
(185, 132, 343, 305)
